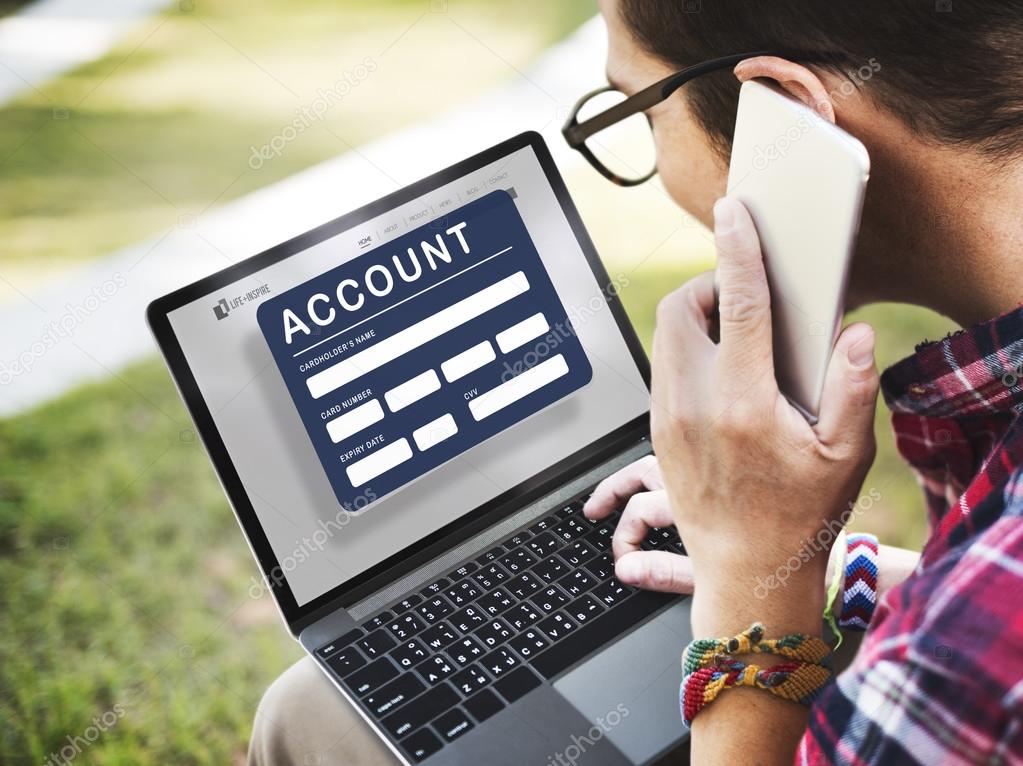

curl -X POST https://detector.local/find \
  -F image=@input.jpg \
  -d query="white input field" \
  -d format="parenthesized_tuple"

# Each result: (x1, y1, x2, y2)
(346, 438, 413, 487)
(306, 271, 531, 399)
(496, 312, 549, 354)
(385, 369, 440, 412)
(413, 413, 458, 451)
(441, 341, 495, 382)
(469, 354, 569, 421)
(325, 399, 384, 444)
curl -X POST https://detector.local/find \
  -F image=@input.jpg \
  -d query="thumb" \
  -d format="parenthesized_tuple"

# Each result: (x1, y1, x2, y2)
(713, 197, 774, 376)
(615, 551, 694, 594)
(815, 322, 880, 451)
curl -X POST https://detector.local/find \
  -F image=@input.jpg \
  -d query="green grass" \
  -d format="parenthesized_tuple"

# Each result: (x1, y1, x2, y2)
(0, 262, 954, 763)
(0, 360, 301, 764)
(0, 0, 592, 271)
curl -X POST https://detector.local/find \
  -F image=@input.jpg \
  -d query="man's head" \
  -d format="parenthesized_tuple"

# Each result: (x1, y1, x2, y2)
(597, 0, 1023, 317)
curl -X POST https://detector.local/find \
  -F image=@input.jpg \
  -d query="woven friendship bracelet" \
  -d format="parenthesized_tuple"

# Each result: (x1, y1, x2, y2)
(680, 659, 832, 727)
(682, 622, 831, 675)
(839, 533, 879, 630)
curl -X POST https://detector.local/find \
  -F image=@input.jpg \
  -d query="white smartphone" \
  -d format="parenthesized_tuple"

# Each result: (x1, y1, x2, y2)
(725, 79, 870, 423)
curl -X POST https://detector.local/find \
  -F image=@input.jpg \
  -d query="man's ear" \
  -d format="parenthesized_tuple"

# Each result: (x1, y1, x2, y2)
(733, 56, 836, 123)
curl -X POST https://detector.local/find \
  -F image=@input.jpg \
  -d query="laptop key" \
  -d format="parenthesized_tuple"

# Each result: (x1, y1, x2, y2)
(475, 618, 514, 648)
(451, 663, 490, 696)
(449, 605, 486, 635)
(550, 518, 588, 543)
(504, 602, 542, 631)
(445, 580, 480, 607)
(567, 594, 605, 625)
(537, 612, 578, 642)
(419, 577, 451, 599)
(358, 629, 397, 659)
(508, 628, 548, 661)
(401, 728, 443, 763)
(415, 655, 456, 685)
(347, 657, 400, 697)
(507, 572, 542, 600)
(561, 540, 599, 568)
(526, 532, 560, 558)
(592, 577, 634, 608)
(494, 666, 542, 703)
(472, 563, 509, 590)
(585, 552, 615, 581)
(464, 688, 505, 723)
(447, 636, 486, 667)
(477, 588, 515, 617)
(419, 621, 459, 650)
(387, 613, 426, 642)
(317, 628, 362, 659)
(481, 645, 520, 678)
(532, 584, 570, 614)
(394, 595, 423, 614)
(451, 562, 478, 581)
(365, 673, 426, 717)
(433, 708, 474, 742)
(325, 646, 367, 677)
(507, 530, 532, 547)
(559, 569, 597, 598)
(527, 516, 558, 535)
(474, 545, 506, 566)
(363, 610, 394, 631)
(584, 528, 612, 552)
(383, 683, 459, 738)
(643, 527, 675, 550)
(532, 554, 568, 584)
(391, 638, 429, 669)
(416, 595, 454, 624)
(498, 547, 537, 575)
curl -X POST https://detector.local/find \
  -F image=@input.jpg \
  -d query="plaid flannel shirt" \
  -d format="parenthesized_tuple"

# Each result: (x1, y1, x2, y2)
(797, 306, 1023, 764)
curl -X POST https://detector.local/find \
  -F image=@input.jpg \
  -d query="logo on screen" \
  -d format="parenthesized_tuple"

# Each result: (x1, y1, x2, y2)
(212, 298, 230, 320)
(212, 284, 272, 321)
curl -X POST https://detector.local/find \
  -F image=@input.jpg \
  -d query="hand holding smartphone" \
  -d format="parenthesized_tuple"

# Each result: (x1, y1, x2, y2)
(724, 79, 870, 422)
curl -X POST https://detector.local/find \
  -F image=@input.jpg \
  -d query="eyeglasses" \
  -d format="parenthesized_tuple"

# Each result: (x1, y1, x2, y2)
(562, 51, 821, 186)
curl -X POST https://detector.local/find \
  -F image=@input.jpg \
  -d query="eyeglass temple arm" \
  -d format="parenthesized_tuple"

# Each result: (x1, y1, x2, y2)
(564, 50, 835, 147)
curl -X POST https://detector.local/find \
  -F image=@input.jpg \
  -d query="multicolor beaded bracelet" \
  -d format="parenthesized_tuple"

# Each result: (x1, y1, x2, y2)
(682, 622, 831, 675)
(838, 533, 879, 630)
(681, 658, 832, 726)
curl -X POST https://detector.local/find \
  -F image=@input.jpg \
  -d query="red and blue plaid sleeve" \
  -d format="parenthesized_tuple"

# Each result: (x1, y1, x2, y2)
(797, 307, 1023, 764)
(797, 467, 1023, 765)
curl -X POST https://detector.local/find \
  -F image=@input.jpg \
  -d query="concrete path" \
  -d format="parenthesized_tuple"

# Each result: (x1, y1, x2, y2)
(0, 16, 622, 416)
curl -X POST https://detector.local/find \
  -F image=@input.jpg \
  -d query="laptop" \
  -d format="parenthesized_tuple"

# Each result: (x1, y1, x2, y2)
(147, 131, 692, 765)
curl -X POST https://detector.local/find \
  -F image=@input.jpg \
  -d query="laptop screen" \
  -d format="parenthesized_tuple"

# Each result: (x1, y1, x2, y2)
(164, 141, 649, 608)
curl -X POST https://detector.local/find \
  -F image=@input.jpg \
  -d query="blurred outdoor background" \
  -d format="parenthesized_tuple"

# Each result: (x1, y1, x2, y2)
(0, 1, 955, 763)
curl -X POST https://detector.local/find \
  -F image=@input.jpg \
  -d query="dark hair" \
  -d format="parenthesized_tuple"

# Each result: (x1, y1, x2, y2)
(619, 0, 1023, 159)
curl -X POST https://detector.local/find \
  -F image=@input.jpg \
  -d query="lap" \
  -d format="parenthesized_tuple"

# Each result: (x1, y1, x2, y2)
(248, 656, 400, 766)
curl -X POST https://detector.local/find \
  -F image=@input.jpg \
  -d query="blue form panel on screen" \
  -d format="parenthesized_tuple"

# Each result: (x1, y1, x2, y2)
(256, 190, 592, 511)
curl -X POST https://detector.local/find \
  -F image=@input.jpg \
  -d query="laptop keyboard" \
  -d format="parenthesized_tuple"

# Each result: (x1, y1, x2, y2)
(314, 488, 683, 763)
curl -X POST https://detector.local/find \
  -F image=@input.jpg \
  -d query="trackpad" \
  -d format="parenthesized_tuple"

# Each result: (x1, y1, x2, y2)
(554, 599, 692, 764)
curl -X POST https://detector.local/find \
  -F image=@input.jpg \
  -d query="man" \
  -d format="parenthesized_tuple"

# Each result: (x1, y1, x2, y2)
(249, 1, 1023, 763)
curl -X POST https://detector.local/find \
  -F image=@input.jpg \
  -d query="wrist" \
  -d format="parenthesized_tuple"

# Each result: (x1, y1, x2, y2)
(689, 554, 827, 638)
